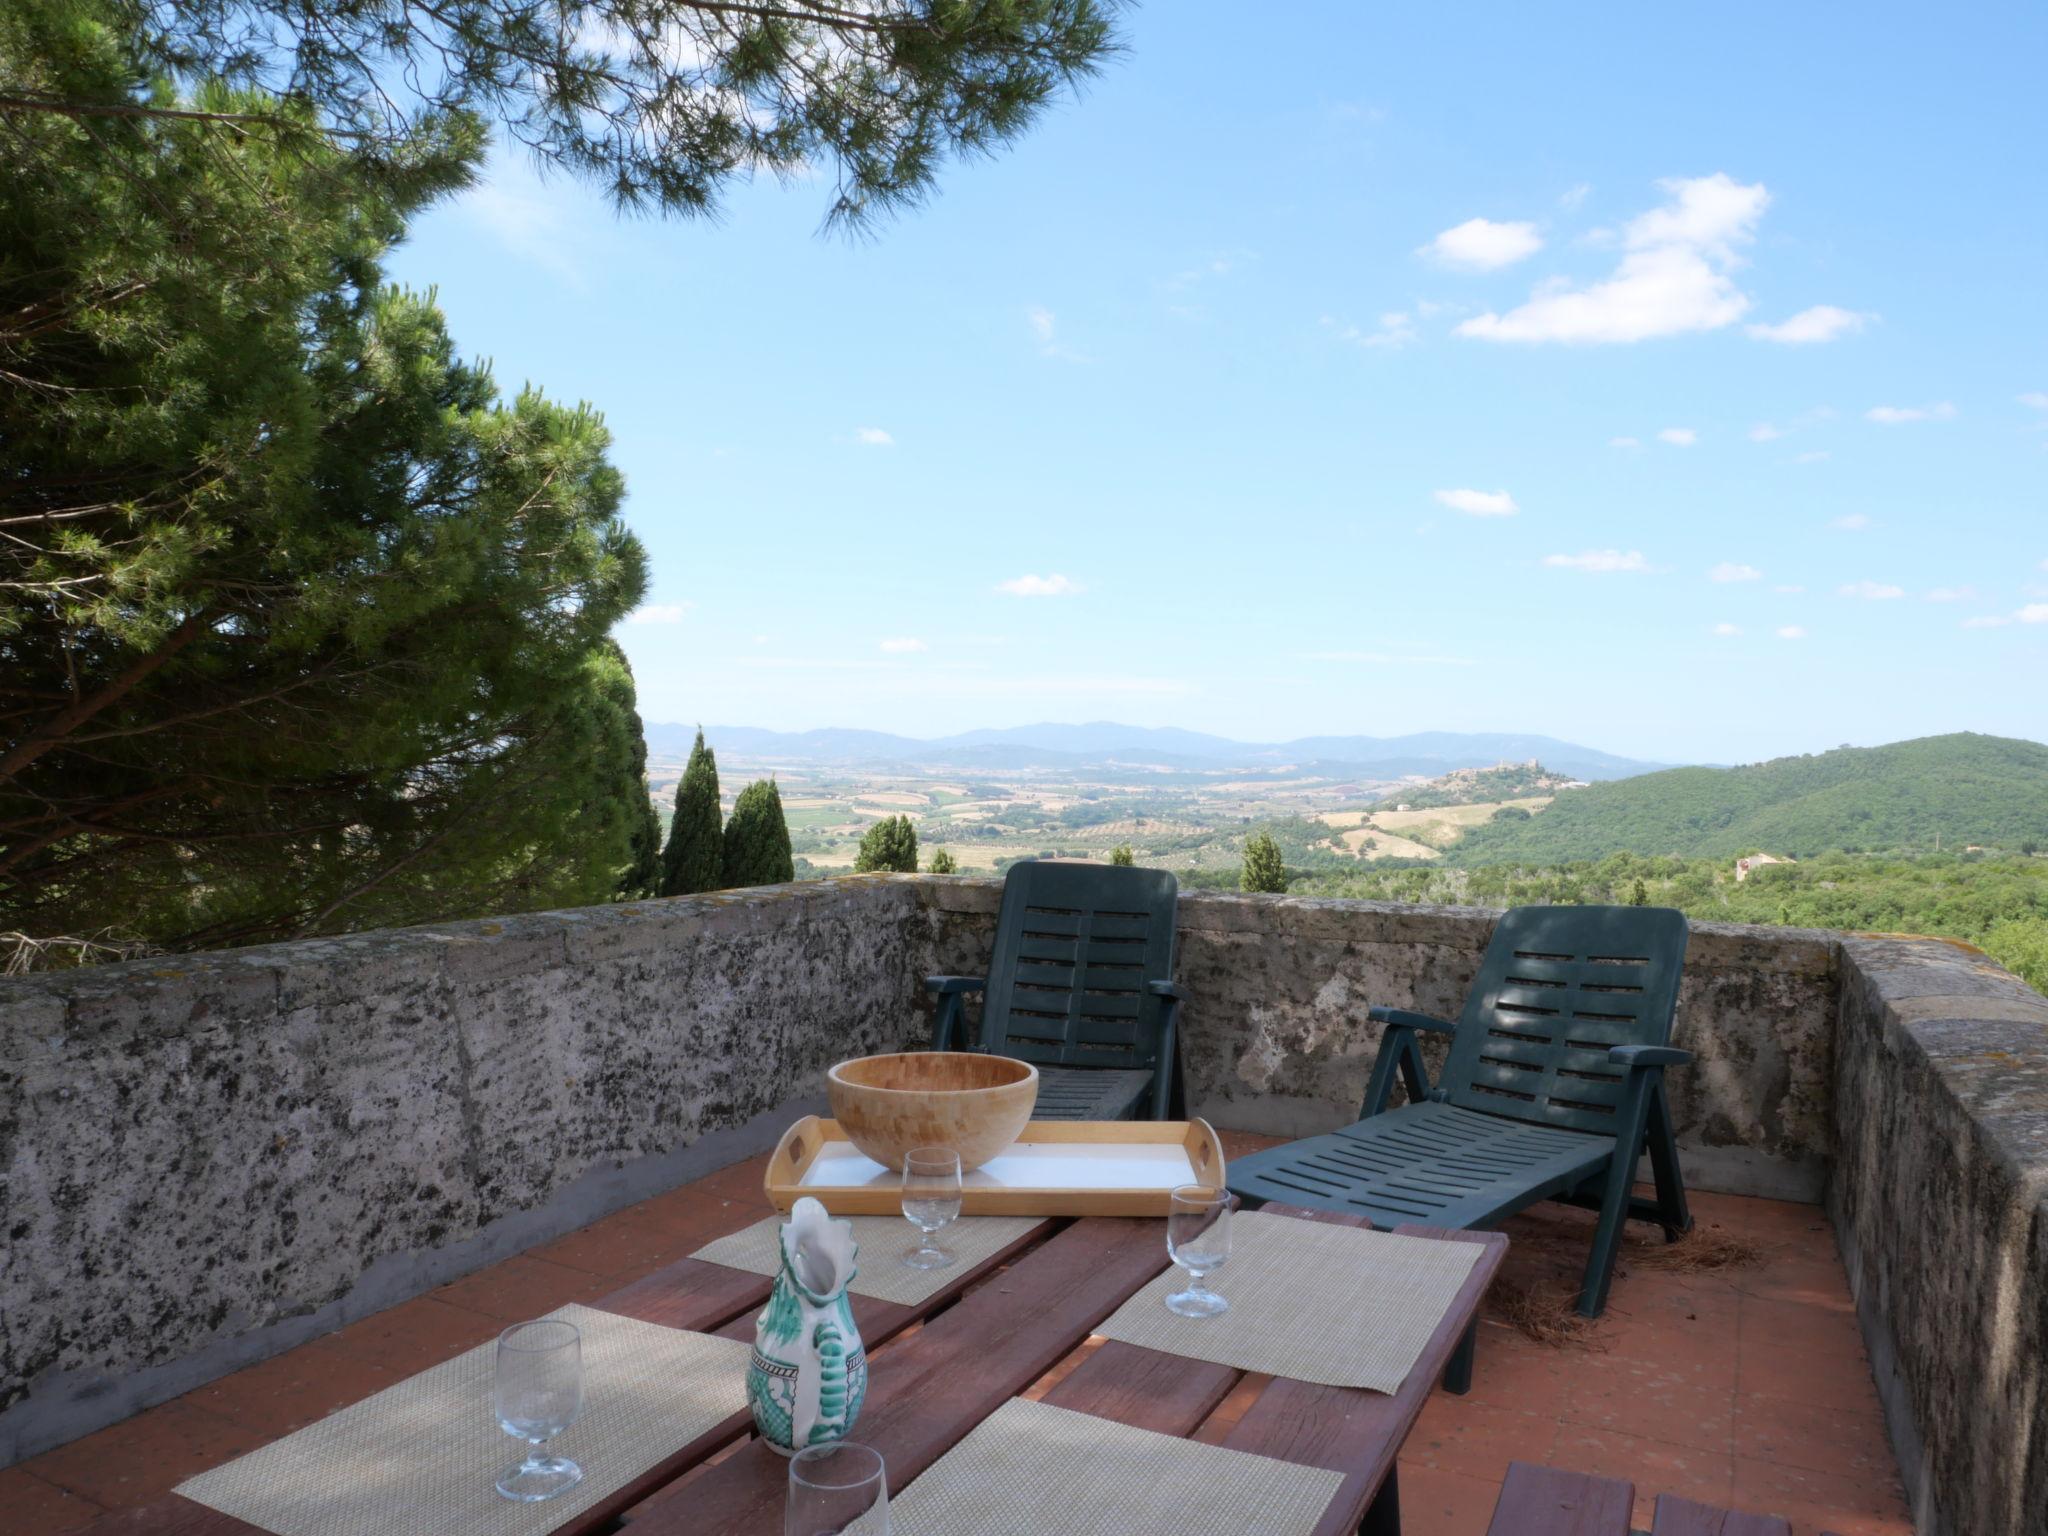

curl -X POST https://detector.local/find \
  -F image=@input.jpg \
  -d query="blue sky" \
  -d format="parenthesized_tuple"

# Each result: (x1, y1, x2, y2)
(386, 1, 2048, 765)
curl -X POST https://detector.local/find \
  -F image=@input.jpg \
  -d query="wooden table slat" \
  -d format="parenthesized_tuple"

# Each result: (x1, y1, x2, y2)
(1651, 1491, 1793, 1536)
(1217, 1218, 1509, 1536)
(1036, 1340, 1242, 1438)
(622, 1215, 1174, 1534)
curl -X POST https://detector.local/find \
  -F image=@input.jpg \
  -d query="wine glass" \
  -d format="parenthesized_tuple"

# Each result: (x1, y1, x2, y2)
(900, 1146, 962, 1270)
(493, 1318, 584, 1501)
(1165, 1184, 1235, 1318)
(786, 1441, 889, 1535)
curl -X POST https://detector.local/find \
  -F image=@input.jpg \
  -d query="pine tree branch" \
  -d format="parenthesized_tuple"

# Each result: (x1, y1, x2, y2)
(0, 610, 212, 784)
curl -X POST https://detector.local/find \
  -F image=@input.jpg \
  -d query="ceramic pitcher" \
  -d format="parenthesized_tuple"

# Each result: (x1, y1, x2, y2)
(747, 1197, 868, 1455)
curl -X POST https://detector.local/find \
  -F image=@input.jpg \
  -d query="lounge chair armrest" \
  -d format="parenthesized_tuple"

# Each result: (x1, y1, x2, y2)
(1147, 979, 1186, 1000)
(1368, 1006, 1457, 1035)
(1609, 1044, 1691, 1069)
(925, 975, 986, 995)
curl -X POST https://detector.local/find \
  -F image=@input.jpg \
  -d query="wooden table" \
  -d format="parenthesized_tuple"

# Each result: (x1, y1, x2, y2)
(81, 1206, 1505, 1536)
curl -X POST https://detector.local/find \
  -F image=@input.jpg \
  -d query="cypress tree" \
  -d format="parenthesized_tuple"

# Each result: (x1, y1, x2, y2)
(722, 779, 795, 888)
(855, 815, 919, 874)
(1241, 832, 1287, 894)
(659, 729, 724, 895)
(928, 847, 958, 875)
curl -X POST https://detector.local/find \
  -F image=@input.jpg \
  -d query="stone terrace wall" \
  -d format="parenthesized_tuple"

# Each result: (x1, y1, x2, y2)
(4, 873, 1989, 1484)
(1830, 936, 2048, 1536)
(915, 882, 1840, 1201)
(0, 878, 931, 1464)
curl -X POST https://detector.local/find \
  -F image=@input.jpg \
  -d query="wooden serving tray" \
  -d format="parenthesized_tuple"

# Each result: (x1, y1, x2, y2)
(764, 1116, 1227, 1217)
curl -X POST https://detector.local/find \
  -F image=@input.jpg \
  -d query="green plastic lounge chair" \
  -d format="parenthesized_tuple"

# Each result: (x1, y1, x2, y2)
(1227, 904, 1693, 1319)
(925, 862, 1184, 1121)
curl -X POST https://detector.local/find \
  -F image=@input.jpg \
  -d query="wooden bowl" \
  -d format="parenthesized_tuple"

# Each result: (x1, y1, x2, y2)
(826, 1052, 1039, 1173)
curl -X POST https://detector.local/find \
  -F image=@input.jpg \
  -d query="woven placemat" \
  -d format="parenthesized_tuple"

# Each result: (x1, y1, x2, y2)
(1095, 1212, 1483, 1393)
(874, 1396, 1343, 1536)
(692, 1214, 1042, 1305)
(177, 1303, 748, 1536)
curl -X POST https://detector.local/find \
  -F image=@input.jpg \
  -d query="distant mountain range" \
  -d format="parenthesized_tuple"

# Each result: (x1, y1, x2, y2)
(642, 721, 1668, 781)
(1449, 732, 2048, 864)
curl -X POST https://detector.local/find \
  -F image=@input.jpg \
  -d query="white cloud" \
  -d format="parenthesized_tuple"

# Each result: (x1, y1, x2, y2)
(996, 573, 1083, 598)
(1774, 584, 1806, 594)
(2022, 604, 2048, 624)
(1711, 622, 1742, 636)
(1420, 218, 1544, 271)
(624, 602, 693, 624)
(2020, 392, 2048, 412)
(1543, 549, 1654, 574)
(1609, 436, 1642, 449)
(1658, 427, 1698, 446)
(1323, 311, 1419, 349)
(853, 426, 895, 447)
(1960, 615, 2008, 629)
(460, 180, 586, 286)
(1830, 513, 1871, 531)
(1747, 305, 1873, 344)
(1457, 174, 1768, 344)
(1709, 562, 1763, 583)
(1839, 580, 1905, 600)
(1926, 587, 1977, 603)
(1795, 450, 1832, 463)
(1434, 487, 1519, 517)
(878, 637, 926, 654)
(1866, 402, 1957, 424)
(1559, 183, 1592, 211)
(1749, 423, 1784, 442)
(1027, 306, 1088, 362)
(1776, 625, 1808, 640)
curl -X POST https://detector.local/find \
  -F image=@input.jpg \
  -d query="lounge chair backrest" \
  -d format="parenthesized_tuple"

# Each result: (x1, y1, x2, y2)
(981, 862, 1180, 1072)
(1440, 905, 1690, 1136)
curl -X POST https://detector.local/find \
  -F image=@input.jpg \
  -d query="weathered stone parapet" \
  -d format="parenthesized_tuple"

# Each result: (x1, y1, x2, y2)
(905, 882, 1839, 1199)
(1830, 936, 2048, 1536)
(0, 877, 928, 1465)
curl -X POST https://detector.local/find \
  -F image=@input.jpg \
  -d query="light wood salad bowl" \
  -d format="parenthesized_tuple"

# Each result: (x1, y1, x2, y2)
(825, 1051, 1039, 1172)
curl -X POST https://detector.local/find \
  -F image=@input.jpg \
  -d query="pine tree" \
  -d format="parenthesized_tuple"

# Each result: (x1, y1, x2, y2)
(659, 730, 724, 896)
(928, 847, 958, 875)
(855, 815, 920, 874)
(7, 0, 1124, 229)
(1241, 832, 1287, 894)
(1, 18, 650, 954)
(1109, 844, 1135, 867)
(610, 644, 664, 899)
(722, 780, 796, 888)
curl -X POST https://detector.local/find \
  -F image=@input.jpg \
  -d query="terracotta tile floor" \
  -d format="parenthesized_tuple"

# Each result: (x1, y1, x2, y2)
(2, 1131, 1911, 1536)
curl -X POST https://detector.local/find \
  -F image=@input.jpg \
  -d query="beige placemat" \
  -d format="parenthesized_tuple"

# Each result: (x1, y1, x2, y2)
(177, 1303, 748, 1536)
(1096, 1212, 1484, 1393)
(692, 1213, 1042, 1305)
(873, 1396, 1343, 1536)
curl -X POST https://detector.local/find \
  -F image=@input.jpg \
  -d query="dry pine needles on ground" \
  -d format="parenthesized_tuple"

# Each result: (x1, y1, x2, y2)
(1483, 1209, 1764, 1346)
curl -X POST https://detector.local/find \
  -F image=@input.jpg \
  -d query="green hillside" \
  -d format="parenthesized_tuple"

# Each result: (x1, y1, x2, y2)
(1450, 733, 2048, 865)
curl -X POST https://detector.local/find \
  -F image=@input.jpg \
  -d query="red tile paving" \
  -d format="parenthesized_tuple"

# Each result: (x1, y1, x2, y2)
(0, 1147, 1912, 1536)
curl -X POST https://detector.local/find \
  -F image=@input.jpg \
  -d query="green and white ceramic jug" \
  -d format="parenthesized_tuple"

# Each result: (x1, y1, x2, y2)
(747, 1197, 868, 1455)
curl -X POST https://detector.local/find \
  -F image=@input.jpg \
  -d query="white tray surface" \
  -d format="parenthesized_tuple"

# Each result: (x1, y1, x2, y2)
(797, 1139, 1199, 1192)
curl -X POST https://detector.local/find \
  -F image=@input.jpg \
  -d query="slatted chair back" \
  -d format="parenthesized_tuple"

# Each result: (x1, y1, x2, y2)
(981, 862, 1180, 1072)
(1439, 905, 1690, 1136)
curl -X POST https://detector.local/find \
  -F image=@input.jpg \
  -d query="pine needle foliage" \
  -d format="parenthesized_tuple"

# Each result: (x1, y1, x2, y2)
(1109, 844, 1134, 866)
(0, 10, 651, 955)
(1241, 831, 1287, 894)
(855, 814, 918, 874)
(928, 847, 957, 874)
(4, 0, 1127, 228)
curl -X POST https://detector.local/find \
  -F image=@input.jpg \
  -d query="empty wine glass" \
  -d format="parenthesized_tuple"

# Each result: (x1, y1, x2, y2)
(786, 1441, 889, 1535)
(493, 1318, 584, 1501)
(900, 1146, 962, 1270)
(1165, 1184, 1235, 1318)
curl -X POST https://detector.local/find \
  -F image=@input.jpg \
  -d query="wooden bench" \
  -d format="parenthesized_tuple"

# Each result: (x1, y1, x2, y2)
(1484, 1461, 1798, 1535)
